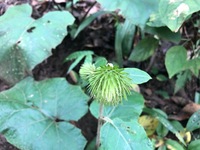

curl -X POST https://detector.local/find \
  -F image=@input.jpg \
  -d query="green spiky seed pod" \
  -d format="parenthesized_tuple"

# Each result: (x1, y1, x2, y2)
(79, 63, 96, 81)
(80, 63, 132, 105)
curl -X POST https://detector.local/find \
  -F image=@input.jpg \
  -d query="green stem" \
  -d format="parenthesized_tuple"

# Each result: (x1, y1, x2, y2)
(96, 103, 104, 149)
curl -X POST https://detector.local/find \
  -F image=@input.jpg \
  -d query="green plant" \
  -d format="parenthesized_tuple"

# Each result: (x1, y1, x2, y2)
(165, 45, 200, 93)
(66, 50, 152, 149)
(0, 3, 153, 149)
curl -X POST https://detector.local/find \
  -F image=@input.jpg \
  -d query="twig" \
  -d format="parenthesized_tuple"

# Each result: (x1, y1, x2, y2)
(96, 103, 104, 149)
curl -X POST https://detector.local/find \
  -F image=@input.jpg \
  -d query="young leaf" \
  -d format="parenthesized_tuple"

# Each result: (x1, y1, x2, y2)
(124, 68, 152, 84)
(165, 46, 200, 78)
(186, 109, 200, 131)
(64, 51, 94, 73)
(0, 4, 75, 84)
(129, 37, 158, 62)
(0, 77, 89, 150)
(165, 46, 188, 78)
(65, 51, 94, 61)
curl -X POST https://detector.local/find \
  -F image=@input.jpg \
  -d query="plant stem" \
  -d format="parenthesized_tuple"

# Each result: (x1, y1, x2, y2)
(96, 103, 104, 149)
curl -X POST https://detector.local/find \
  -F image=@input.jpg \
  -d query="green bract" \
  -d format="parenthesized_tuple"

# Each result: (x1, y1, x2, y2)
(80, 63, 132, 105)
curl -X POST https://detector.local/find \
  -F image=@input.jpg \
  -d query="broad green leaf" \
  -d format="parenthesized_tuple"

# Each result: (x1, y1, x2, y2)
(90, 92, 151, 150)
(124, 68, 152, 84)
(143, 108, 186, 145)
(165, 46, 200, 78)
(64, 51, 94, 73)
(188, 140, 200, 150)
(0, 77, 89, 150)
(96, 0, 159, 28)
(159, 0, 200, 32)
(129, 37, 158, 62)
(165, 139, 184, 150)
(99, 118, 153, 150)
(90, 92, 144, 121)
(186, 109, 200, 131)
(145, 26, 181, 44)
(0, 4, 75, 84)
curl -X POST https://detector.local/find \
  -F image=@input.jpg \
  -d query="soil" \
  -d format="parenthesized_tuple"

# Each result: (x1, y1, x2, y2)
(0, 0, 199, 149)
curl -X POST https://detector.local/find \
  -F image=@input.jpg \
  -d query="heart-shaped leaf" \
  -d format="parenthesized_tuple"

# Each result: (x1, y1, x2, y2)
(0, 77, 89, 150)
(0, 4, 75, 84)
(90, 92, 152, 149)
(165, 46, 200, 78)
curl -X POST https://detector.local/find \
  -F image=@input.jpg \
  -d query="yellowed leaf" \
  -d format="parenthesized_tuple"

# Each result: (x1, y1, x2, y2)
(139, 115, 159, 136)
